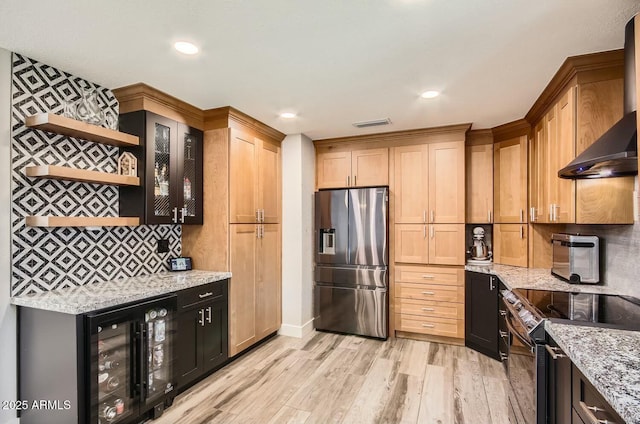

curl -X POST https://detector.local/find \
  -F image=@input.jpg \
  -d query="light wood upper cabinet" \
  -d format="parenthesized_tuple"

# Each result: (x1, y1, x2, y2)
(316, 148, 388, 189)
(494, 136, 528, 223)
(529, 120, 549, 223)
(429, 142, 465, 223)
(394, 145, 429, 223)
(552, 88, 576, 223)
(394, 223, 464, 266)
(465, 144, 493, 224)
(316, 151, 352, 189)
(229, 130, 281, 224)
(493, 224, 528, 267)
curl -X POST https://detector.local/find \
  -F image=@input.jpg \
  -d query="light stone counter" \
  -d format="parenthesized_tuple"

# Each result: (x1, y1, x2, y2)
(465, 264, 639, 423)
(546, 322, 640, 424)
(11, 270, 231, 314)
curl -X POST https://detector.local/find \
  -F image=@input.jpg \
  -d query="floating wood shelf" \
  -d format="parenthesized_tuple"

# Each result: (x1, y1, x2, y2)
(25, 113, 139, 147)
(26, 216, 140, 228)
(26, 165, 140, 186)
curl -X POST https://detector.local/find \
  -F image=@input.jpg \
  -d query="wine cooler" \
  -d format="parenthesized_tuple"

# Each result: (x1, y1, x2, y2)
(87, 294, 177, 424)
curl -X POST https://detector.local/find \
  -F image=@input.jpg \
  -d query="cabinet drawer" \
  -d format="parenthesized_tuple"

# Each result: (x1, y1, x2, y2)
(177, 280, 227, 309)
(395, 298, 464, 320)
(395, 265, 463, 286)
(572, 365, 623, 424)
(395, 314, 463, 338)
(396, 283, 464, 303)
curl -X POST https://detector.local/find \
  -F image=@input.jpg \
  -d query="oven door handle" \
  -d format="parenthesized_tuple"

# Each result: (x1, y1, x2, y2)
(505, 314, 535, 351)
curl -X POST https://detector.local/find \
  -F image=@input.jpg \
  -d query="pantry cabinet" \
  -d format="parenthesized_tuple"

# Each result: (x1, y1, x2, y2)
(316, 148, 388, 188)
(119, 110, 203, 225)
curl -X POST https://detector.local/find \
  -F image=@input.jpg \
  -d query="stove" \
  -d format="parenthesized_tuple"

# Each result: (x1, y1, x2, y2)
(513, 289, 640, 332)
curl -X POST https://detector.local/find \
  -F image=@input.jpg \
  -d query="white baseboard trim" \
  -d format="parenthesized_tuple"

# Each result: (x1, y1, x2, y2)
(278, 318, 314, 338)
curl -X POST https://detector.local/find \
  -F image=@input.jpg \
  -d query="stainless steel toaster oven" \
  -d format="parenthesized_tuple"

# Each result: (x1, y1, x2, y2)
(551, 233, 599, 284)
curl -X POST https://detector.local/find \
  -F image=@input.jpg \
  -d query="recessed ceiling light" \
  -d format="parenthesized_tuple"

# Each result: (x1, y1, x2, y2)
(174, 41, 199, 55)
(420, 90, 440, 99)
(280, 112, 297, 119)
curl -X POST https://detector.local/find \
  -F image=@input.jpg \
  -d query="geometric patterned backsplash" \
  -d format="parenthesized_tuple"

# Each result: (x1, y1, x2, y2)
(11, 53, 181, 296)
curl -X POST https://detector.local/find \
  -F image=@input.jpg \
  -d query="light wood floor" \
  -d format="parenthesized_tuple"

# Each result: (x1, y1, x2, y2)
(154, 331, 509, 424)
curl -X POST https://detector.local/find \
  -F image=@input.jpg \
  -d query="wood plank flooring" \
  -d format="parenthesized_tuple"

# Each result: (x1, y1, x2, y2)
(153, 331, 509, 424)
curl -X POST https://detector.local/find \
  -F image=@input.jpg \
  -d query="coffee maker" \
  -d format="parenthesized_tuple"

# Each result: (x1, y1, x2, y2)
(467, 226, 492, 265)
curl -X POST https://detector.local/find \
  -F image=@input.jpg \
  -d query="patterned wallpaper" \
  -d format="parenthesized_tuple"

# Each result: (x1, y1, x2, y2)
(11, 53, 181, 296)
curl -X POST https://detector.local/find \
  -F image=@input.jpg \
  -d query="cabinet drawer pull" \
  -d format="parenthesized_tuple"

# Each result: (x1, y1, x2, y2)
(579, 401, 612, 424)
(421, 275, 434, 279)
(421, 307, 435, 312)
(199, 292, 213, 299)
(421, 291, 435, 295)
(499, 330, 508, 338)
(499, 309, 507, 316)
(499, 351, 508, 361)
(421, 323, 435, 328)
(545, 344, 567, 360)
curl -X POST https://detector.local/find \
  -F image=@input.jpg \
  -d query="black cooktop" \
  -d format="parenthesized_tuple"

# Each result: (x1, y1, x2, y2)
(513, 289, 640, 331)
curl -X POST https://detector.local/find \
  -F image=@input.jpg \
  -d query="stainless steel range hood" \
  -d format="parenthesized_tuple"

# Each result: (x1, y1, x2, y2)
(559, 15, 638, 179)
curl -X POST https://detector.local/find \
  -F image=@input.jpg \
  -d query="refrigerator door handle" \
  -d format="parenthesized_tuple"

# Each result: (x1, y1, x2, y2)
(132, 321, 142, 398)
(140, 320, 148, 401)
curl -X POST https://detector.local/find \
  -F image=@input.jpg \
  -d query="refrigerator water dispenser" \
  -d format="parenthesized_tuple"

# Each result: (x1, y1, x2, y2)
(319, 229, 336, 255)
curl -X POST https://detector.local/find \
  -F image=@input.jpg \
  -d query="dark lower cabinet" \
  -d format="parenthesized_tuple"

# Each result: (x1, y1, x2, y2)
(572, 363, 623, 424)
(465, 271, 500, 360)
(545, 336, 572, 424)
(176, 280, 228, 389)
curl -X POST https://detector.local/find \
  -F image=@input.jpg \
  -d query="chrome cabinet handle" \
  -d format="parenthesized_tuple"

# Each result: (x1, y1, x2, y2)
(199, 292, 213, 299)
(499, 352, 508, 361)
(520, 209, 524, 222)
(423, 210, 426, 223)
(423, 225, 426, 239)
(487, 210, 491, 223)
(499, 330, 508, 338)
(198, 309, 204, 326)
(499, 309, 507, 316)
(256, 226, 259, 238)
(549, 204, 553, 221)
(430, 225, 434, 239)
(347, 176, 350, 186)
(179, 207, 186, 223)
(261, 224, 265, 238)
(489, 277, 495, 291)
(520, 225, 524, 239)
(172, 207, 178, 223)
(530, 207, 535, 222)
(354, 175, 357, 186)
(421, 275, 434, 279)
(421, 323, 435, 328)
(206, 306, 212, 324)
(430, 210, 435, 223)
(422, 291, 435, 295)
(545, 344, 567, 360)
(579, 401, 611, 424)
(261, 209, 265, 222)
(256, 209, 260, 222)
(422, 307, 435, 312)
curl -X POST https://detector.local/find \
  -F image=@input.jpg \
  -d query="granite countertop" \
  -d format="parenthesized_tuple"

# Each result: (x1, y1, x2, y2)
(546, 322, 640, 424)
(11, 270, 232, 314)
(465, 263, 621, 294)
(466, 263, 639, 423)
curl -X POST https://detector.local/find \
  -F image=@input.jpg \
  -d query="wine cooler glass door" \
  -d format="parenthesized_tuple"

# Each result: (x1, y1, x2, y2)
(144, 305, 176, 406)
(89, 316, 139, 424)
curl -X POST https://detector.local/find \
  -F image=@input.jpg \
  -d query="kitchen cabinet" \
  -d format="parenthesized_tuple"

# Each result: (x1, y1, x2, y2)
(229, 223, 281, 357)
(465, 143, 493, 224)
(529, 119, 549, 223)
(572, 364, 623, 424)
(545, 336, 571, 424)
(393, 142, 465, 224)
(494, 136, 528, 224)
(394, 223, 465, 265)
(493, 223, 528, 267)
(176, 280, 228, 389)
(119, 110, 203, 225)
(395, 265, 464, 340)
(464, 271, 499, 360)
(316, 147, 388, 189)
(229, 129, 281, 224)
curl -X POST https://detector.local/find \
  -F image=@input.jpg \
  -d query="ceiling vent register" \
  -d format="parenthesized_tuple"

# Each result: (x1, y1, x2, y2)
(352, 118, 392, 128)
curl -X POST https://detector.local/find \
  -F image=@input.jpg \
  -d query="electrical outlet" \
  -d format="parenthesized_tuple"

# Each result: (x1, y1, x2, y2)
(157, 239, 170, 253)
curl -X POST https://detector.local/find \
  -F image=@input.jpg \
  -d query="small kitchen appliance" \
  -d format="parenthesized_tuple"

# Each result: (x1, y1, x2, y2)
(467, 226, 492, 265)
(551, 233, 600, 284)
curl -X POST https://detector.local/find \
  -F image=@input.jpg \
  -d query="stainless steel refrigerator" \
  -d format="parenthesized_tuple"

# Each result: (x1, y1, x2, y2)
(314, 187, 389, 339)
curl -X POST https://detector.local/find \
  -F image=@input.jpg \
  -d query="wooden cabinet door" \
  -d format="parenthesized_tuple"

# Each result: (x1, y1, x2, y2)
(351, 148, 389, 187)
(258, 139, 281, 223)
(256, 224, 281, 340)
(494, 136, 528, 223)
(229, 224, 257, 356)
(552, 88, 576, 223)
(229, 129, 258, 223)
(316, 151, 351, 189)
(429, 142, 465, 223)
(466, 144, 493, 224)
(394, 224, 429, 264)
(428, 224, 465, 265)
(530, 120, 549, 223)
(393, 145, 429, 224)
(493, 224, 528, 267)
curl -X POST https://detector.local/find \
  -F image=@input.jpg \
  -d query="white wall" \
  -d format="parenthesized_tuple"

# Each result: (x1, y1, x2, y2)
(0, 48, 19, 424)
(279, 134, 315, 337)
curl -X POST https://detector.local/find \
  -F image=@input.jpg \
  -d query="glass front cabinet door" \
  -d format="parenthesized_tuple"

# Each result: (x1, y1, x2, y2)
(119, 111, 203, 225)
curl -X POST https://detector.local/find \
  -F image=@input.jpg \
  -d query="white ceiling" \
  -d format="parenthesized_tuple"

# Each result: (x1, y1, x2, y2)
(1, 0, 639, 140)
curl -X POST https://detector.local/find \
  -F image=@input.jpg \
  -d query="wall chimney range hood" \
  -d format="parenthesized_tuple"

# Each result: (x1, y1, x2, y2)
(559, 14, 638, 179)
